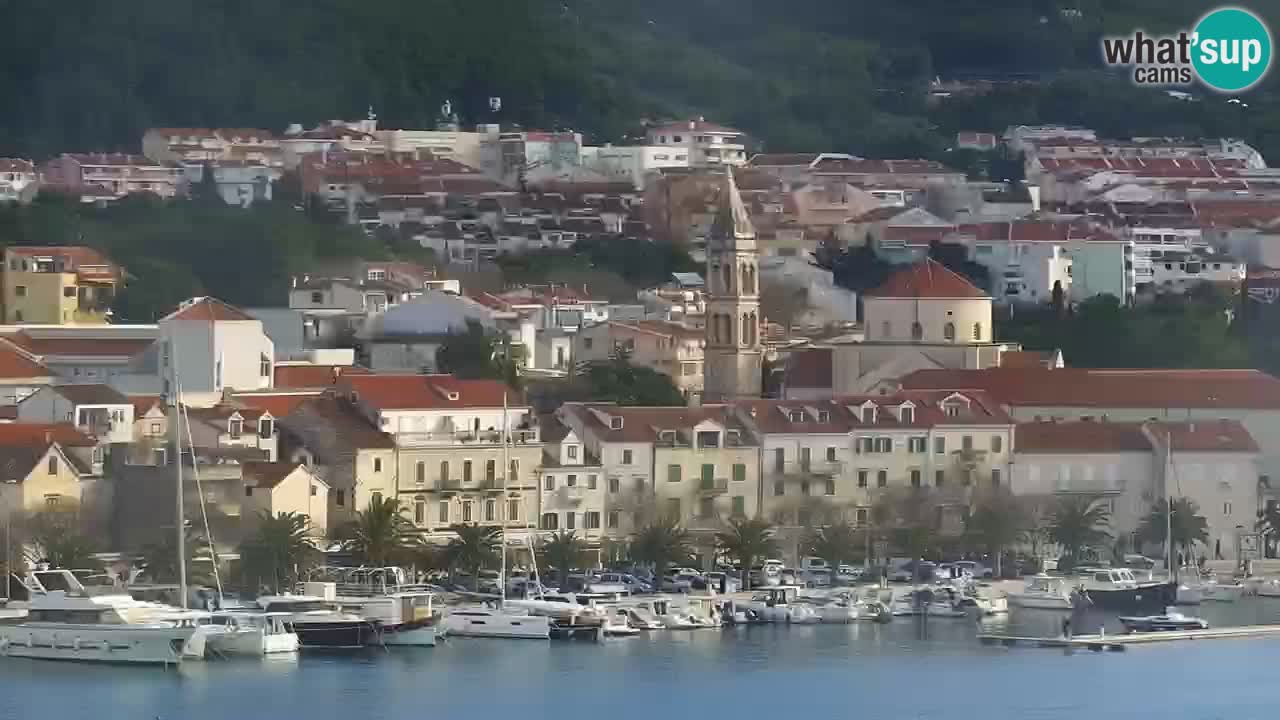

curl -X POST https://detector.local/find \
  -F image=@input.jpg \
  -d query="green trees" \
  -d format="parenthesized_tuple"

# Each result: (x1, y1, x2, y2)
(715, 518, 778, 590)
(1046, 496, 1112, 572)
(337, 497, 422, 568)
(23, 509, 99, 571)
(629, 520, 692, 587)
(539, 530, 586, 589)
(443, 525, 501, 591)
(802, 522, 860, 584)
(238, 512, 316, 594)
(576, 351, 685, 407)
(1137, 498, 1209, 564)
(435, 320, 522, 388)
(139, 526, 216, 585)
(966, 491, 1031, 577)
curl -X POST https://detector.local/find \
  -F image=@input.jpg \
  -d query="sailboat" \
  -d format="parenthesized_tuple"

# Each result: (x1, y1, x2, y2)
(440, 393, 551, 640)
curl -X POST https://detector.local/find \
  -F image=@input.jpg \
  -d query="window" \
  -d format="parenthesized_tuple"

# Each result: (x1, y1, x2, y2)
(991, 469, 1001, 487)
(622, 449, 633, 464)
(544, 474, 555, 491)
(462, 502, 473, 523)
(962, 436, 974, 451)
(800, 447, 811, 470)
(414, 500, 426, 525)
(244, 485, 253, 497)
(541, 512, 558, 530)
(701, 464, 715, 484)
(733, 463, 746, 482)
(877, 470, 887, 488)
(858, 470, 868, 488)
(874, 438, 892, 453)
(48, 455, 58, 475)
(373, 457, 382, 473)
(371, 491, 382, 506)
(63, 286, 76, 298)
(774, 481, 784, 496)
(991, 435, 1003, 453)
(608, 476, 620, 493)
(311, 291, 323, 304)
(329, 488, 345, 507)
(826, 447, 837, 462)
(936, 470, 945, 487)
(774, 448, 785, 472)
(944, 404, 961, 418)
(824, 479, 836, 496)
(910, 322, 923, 340)
(943, 322, 955, 341)
(909, 437, 927, 453)
(667, 464, 682, 483)
(855, 508, 869, 526)
(901, 406, 915, 424)
(260, 354, 270, 378)
(485, 499, 496, 522)
(507, 499, 519, 522)
(731, 496, 746, 517)
(585, 511, 601, 529)
(588, 474, 598, 490)
(438, 502, 450, 523)
(309, 484, 317, 497)
(463, 460, 473, 482)
(800, 480, 811, 496)
(567, 474, 577, 487)
(881, 321, 891, 338)
(583, 337, 593, 349)
(567, 445, 578, 460)
(228, 418, 242, 439)
(14, 285, 25, 297)
(258, 417, 273, 439)
(486, 460, 496, 483)
(910, 469, 922, 487)
(973, 323, 982, 341)
(1224, 502, 1233, 516)
(508, 459, 520, 483)
(150, 422, 162, 435)
(434, 461, 446, 483)
(608, 510, 620, 529)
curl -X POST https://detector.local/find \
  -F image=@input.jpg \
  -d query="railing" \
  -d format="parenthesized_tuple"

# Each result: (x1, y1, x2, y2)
(396, 428, 540, 447)
(697, 477, 729, 495)
(1054, 478, 1125, 495)
(768, 460, 844, 477)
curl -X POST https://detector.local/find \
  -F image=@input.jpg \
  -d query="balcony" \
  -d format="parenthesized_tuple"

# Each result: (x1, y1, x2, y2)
(1054, 477, 1125, 495)
(556, 486, 585, 505)
(397, 427, 540, 447)
(769, 460, 844, 478)
(697, 477, 729, 496)
(434, 479, 462, 495)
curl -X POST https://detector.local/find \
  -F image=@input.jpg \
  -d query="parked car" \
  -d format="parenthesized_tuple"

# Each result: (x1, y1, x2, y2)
(801, 569, 832, 588)
(951, 560, 994, 579)
(596, 572, 652, 594)
(660, 574, 694, 593)
(800, 557, 830, 572)
(890, 561, 936, 583)
(837, 564, 866, 582)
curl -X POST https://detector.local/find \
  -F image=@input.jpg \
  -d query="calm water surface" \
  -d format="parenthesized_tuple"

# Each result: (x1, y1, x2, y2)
(4, 601, 1280, 720)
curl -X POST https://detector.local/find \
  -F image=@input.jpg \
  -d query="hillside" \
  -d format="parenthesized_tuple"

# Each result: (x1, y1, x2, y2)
(2, 0, 1280, 160)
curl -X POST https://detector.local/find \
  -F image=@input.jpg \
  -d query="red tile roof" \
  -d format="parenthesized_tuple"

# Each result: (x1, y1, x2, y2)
(562, 403, 752, 444)
(849, 206, 912, 223)
(61, 153, 167, 168)
(0, 423, 96, 447)
(273, 364, 369, 389)
(231, 391, 323, 418)
(5, 245, 118, 271)
(608, 320, 703, 341)
(0, 158, 34, 173)
(901, 368, 1280, 410)
(3, 332, 152, 358)
(1016, 421, 1152, 453)
(163, 297, 255, 322)
(811, 158, 959, 176)
(282, 395, 395, 450)
(882, 225, 954, 244)
(749, 153, 820, 167)
(863, 258, 988, 299)
(1154, 420, 1258, 452)
(338, 374, 517, 411)
(243, 462, 308, 489)
(740, 390, 1012, 433)
(1000, 351, 1055, 369)
(0, 344, 53, 380)
(128, 395, 163, 417)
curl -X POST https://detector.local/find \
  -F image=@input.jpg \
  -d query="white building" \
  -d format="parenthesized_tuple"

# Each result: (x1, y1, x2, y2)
(579, 144, 690, 190)
(646, 119, 747, 168)
(182, 163, 280, 207)
(953, 221, 1077, 304)
(158, 297, 275, 406)
(0, 159, 37, 202)
(15, 384, 135, 444)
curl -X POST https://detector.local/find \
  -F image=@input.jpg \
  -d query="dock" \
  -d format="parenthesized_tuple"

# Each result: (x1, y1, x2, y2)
(979, 624, 1280, 651)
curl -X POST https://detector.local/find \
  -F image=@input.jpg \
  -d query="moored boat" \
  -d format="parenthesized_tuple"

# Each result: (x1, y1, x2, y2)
(1118, 607, 1208, 633)
(1080, 568, 1176, 611)
(1008, 574, 1075, 611)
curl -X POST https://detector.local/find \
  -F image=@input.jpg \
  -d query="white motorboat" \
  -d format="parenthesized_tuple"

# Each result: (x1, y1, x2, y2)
(256, 595, 381, 649)
(1007, 574, 1075, 611)
(1254, 579, 1280, 598)
(615, 606, 664, 630)
(625, 598, 709, 629)
(1118, 607, 1209, 633)
(602, 609, 641, 636)
(306, 568, 442, 646)
(744, 586, 820, 624)
(204, 612, 299, 656)
(0, 569, 214, 665)
(441, 604, 552, 639)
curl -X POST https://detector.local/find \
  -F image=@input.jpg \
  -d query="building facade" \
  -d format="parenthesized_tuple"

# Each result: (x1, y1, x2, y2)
(703, 171, 762, 401)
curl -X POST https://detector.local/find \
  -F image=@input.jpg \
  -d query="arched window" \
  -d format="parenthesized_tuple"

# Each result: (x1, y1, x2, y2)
(881, 321, 891, 339)
(721, 263, 732, 293)
(910, 322, 923, 340)
(972, 322, 982, 341)
(943, 322, 956, 341)
(741, 264, 751, 295)
(748, 264, 757, 294)
(741, 313, 751, 346)
(749, 312, 758, 345)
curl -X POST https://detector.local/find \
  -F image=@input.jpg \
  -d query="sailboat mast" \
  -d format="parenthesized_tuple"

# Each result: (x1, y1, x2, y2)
(171, 341, 187, 609)
(1166, 431, 1174, 582)
(500, 392, 508, 606)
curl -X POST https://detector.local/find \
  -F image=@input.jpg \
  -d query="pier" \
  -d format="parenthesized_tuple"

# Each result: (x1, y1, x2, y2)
(978, 624, 1280, 651)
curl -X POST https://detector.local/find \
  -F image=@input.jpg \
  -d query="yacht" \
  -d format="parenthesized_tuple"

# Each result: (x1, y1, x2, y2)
(602, 609, 641, 636)
(1007, 574, 1076, 610)
(1080, 568, 1176, 611)
(0, 569, 214, 665)
(1176, 571, 1245, 603)
(256, 595, 380, 649)
(1118, 607, 1209, 633)
(744, 586, 820, 624)
(440, 604, 552, 639)
(614, 605, 665, 630)
(203, 612, 299, 656)
(311, 569, 442, 647)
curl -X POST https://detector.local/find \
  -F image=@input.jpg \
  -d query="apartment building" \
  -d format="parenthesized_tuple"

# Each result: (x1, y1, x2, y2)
(0, 158, 37, 202)
(141, 128, 281, 167)
(645, 119, 747, 168)
(2, 246, 124, 325)
(334, 373, 543, 540)
(574, 320, 706, 396)
(40, 153, 184, 199)
(538, 419, 608, 543)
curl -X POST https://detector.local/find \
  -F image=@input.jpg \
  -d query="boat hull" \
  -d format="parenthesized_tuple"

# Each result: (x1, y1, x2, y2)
(289, 620, 380, 649)
(1007, 594, 1073, 611)
(381, 618, 437, 647)
(207, 628, 300, 656)
(0, 623, 198, 665)
(442, 612, 551, 639)
(1118, 617, 1208, 633)
(1085, 582, 1176, 611)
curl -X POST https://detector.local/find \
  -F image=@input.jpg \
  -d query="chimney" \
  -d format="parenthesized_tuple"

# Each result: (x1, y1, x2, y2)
(44, 430, 52, 445)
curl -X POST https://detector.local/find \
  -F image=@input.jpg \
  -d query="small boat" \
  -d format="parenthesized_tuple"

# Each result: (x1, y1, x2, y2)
(744, 586, 820, 623)
(1007, 574, 1074, 611)
(602, 610, 641, 636)
(1254, 579, 1280, 598)
(1080, 568, 1176, 611)
(306, 568, 442, 646)
(440, 604, 552, 640)
(614, 606, 664, 630)
(1118, 607, 1209, 633)
(204, 612, 299, 656)
(256, 595, 380, 649)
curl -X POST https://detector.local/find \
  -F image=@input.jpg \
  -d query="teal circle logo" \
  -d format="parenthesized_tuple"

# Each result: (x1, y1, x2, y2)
(1192, 7, 1272, 92)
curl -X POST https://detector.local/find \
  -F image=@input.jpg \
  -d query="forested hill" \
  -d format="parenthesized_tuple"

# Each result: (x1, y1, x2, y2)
(4, 0, 1280, 160)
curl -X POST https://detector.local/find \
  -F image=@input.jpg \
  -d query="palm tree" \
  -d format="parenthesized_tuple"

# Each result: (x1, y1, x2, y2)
(139, 526, 216, 585)
(966, 492, 1030, 577)
(715, 518, 778, 590)
(1258, 502, 1280, 559)
(1137, 497, 1209, 565)
(238, 512, 316, 594)
(337, 497, 421, 567)
(539, 530, 585, 589)
(1046, 496, 1112, 572)
(629, 519, 692, 588)
(803, 522, 859, 584)
(444, 524, 501, 591)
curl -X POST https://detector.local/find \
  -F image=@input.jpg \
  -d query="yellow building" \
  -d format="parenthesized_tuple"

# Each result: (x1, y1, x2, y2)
(0, 423, 101, 519)
(3, 246, 123, 325)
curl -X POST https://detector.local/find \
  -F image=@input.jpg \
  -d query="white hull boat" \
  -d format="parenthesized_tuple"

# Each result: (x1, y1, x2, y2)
(1254, 580, 1280, 598)
(442, 607, 551, 639)
(205, 614, 299, 656)
(1175, 584, 1203, 605)
(1007, 574, 1075, 611)
(615, 607, 664, 630)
